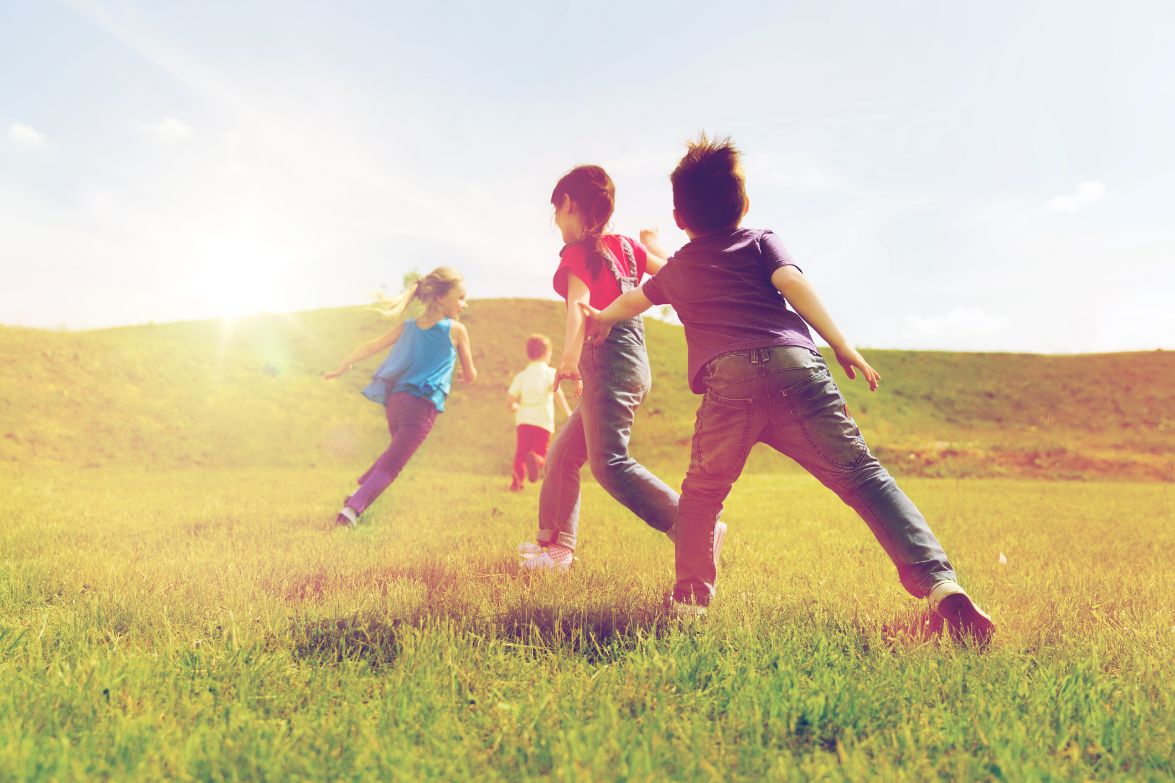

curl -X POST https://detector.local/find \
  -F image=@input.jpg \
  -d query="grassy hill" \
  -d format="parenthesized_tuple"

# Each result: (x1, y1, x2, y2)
(2, 302, 1173, 781)
(1, 299, 1172, 480)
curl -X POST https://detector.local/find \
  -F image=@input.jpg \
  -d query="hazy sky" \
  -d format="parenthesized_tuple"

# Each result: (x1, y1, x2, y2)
(2, 0, 1173, 351)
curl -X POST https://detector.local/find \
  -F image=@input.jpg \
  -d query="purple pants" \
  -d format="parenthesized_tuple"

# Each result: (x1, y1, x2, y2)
(347, 392, 439, 515)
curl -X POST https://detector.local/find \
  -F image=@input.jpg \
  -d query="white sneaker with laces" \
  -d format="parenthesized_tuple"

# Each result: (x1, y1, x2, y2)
(520, 549, 572, 572)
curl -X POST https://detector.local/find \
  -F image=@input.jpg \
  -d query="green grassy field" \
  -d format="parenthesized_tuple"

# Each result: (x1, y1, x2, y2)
(1, 302, 1173, 780)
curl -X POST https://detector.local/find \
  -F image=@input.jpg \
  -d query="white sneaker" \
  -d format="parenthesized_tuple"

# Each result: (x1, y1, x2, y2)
(668, 598, 707, 620)
(517, 542, 544, 561)
(520, 550, 572, 572)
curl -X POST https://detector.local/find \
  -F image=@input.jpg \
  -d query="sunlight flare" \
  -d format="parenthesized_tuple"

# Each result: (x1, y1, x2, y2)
(191, 230, 293, 320)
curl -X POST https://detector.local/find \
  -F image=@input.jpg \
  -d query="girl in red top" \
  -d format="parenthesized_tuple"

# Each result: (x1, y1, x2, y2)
(519, 165, 726, 571)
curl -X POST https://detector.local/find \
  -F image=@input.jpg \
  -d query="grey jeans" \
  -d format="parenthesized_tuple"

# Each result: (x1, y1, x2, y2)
(675, 345, 956, 606)
(536, 319, 678, 550)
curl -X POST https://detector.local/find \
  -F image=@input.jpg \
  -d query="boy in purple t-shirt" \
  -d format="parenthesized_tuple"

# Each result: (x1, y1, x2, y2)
(582, 135, 994, 644)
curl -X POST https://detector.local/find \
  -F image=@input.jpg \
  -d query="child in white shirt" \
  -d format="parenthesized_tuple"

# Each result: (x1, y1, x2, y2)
(507, 334, 572, 491)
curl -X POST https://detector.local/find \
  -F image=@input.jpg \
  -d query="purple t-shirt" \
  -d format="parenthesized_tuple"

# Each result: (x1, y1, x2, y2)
(642, 228, 817, 394)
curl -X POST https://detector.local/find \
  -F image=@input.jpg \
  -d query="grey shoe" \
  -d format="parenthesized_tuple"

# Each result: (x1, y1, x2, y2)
(929, 581, 995, 647)
(336, 506, 358, 528)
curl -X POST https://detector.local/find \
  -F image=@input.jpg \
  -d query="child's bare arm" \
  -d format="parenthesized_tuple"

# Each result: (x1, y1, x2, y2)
(578, 286, 654, 345)
(555, 274, 591, 394)
(452, 321, 478, 383)
(554, 387, 572, 418)
(507, 392, 520, 411)
(323, 323, 404, 380)
(770, 266, 880, 391)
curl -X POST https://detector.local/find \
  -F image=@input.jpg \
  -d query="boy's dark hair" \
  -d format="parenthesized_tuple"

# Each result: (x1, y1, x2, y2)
(525, 334, 552, 360)
(671, 134, 746, 235)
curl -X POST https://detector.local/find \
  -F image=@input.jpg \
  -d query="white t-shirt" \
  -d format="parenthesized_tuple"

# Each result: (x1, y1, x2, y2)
(509, 361, 558, 432)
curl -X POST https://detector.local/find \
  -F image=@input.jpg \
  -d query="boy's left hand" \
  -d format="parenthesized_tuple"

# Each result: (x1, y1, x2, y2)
(834, 346, 881, 391)
(577, 302, 614, 345)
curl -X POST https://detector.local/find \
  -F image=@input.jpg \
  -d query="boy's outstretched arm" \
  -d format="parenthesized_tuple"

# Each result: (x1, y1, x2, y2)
(579, 287, 655, 345)
(770, 266, 881, 391)
(323, 322, 404, 380)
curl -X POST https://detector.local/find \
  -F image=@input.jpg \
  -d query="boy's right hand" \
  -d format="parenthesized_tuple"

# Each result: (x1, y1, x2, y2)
(833, 346, 881, 392)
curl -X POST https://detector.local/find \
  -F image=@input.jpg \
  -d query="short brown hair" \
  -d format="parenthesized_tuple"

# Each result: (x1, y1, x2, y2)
(525, 334, 552, 360)
(671, 133, 746, 234)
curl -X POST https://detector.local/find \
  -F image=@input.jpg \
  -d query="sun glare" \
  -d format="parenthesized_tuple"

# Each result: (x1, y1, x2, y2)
(191, 231, 292, 320)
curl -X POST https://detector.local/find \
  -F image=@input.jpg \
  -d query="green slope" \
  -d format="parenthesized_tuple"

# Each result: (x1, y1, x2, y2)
(1, 299, 1171, 480)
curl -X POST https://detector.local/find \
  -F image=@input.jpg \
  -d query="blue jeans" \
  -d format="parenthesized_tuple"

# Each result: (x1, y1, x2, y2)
(675, 346, 956, 606)
(536, 319, 678, 550)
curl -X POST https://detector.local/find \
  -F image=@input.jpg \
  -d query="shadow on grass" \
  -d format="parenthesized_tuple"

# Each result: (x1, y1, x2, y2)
(488, 603, 668, 663)
(286, 559, 668, 667)
(293, 614, 403, 669)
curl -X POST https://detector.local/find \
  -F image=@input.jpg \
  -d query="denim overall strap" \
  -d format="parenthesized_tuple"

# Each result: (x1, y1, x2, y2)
(603, 236, 637, 293)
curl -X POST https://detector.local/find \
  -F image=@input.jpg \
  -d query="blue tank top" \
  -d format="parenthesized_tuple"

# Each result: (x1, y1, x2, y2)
(362, 318, 457, 411)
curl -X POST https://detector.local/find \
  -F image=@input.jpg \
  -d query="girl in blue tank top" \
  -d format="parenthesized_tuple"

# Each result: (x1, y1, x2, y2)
(323, 266, 478, 526)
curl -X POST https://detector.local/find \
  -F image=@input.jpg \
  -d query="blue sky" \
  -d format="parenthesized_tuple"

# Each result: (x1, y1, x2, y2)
(2, 0, 1173, 351)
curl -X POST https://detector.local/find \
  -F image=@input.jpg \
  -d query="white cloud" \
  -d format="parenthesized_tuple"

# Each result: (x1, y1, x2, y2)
(1044, 181, 1105, 213)
(140, 115, 194, 141)
(8, 123, 50, 148)
(905, 307, 1010, 336)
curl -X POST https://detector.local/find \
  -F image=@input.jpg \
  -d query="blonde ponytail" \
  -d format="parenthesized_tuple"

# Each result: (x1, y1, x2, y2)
(373, 266, 463, 320)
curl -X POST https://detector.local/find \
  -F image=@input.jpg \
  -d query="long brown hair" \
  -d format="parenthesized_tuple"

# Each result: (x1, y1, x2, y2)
(551, 165, 615, 280)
